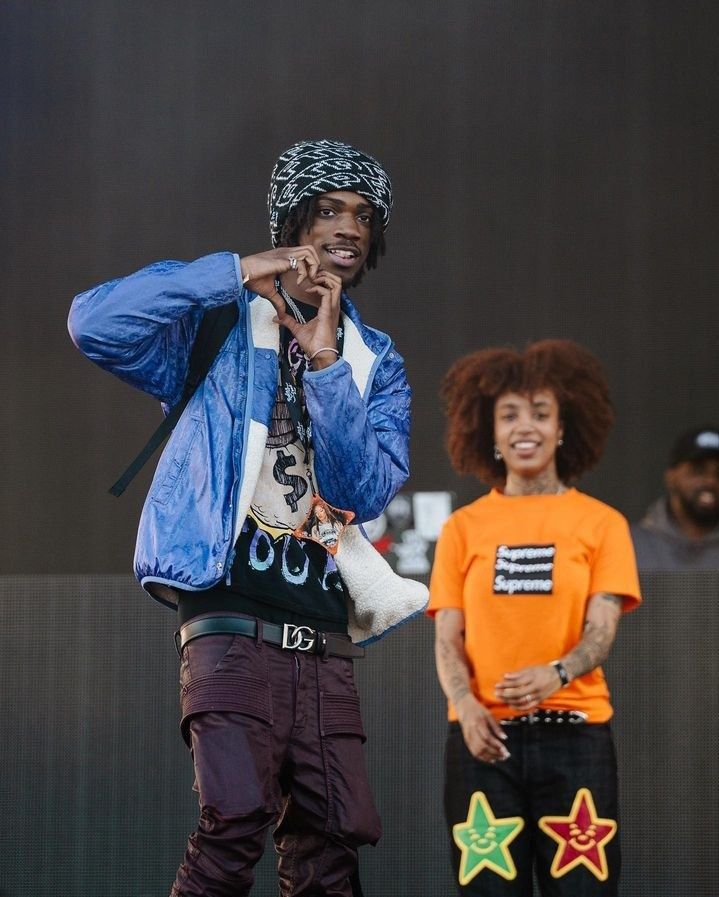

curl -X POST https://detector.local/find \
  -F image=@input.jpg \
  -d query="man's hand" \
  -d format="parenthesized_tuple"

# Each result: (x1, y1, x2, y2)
(456, 693, 511, 763)
(277, 268, 342, 369)
(240, 246, 320, 298)
(494, 664, 562, 711)
(241, 248, 341, 369)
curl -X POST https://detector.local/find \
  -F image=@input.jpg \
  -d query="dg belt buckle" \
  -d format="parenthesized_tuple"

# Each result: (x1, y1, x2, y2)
(281, 623, 317, 652)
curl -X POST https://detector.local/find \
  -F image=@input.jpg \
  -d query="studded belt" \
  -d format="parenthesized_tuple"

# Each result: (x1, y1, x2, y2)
(500, 709, 588, 726)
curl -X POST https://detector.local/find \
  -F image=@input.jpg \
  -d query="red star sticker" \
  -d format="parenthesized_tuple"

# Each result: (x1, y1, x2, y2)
(538, 788, 617, 881)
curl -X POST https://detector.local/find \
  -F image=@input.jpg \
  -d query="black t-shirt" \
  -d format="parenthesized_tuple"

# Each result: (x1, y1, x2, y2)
(178, 298, 349, 633)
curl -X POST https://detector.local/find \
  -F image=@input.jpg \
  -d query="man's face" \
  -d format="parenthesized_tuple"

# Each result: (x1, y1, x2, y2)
(665, 456, 719, 529)
(298, 191, 374, 286)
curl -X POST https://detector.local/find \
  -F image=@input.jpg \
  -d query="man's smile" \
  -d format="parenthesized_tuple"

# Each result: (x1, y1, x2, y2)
(324, 243, 360, 266)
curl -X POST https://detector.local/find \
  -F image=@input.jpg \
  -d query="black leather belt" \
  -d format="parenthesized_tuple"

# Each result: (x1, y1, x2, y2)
(500, 709, 588, 726)
(175, 614, 365, 659)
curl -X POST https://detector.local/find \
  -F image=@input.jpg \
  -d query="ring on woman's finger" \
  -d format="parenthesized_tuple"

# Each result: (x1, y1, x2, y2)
(289, 256, 298, 270)
(525, 693, 533, 703)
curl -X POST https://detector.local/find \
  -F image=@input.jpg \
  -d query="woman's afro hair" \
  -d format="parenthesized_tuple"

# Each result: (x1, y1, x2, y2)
(441, 339, 614, 486)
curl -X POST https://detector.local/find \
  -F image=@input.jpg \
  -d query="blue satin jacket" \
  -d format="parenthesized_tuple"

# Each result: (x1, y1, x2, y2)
(68, 252, 412, 612)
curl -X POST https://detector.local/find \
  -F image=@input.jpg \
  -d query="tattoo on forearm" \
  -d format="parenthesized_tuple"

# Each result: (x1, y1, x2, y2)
(450, 683, 471, 705)
(436, 631, 473, 707)
(562, 593, 622, 681)
(564, 622, 611, 679)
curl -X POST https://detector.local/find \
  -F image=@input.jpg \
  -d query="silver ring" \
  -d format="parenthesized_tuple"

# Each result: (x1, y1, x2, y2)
(525, 694, 533, 703)
(289, 256, 297, 270)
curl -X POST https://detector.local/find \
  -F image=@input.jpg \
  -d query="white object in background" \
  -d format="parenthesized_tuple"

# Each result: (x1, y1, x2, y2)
(362, 513, 387, 543)
(412, 491, 453, 541)
(394, 530, 431, 576)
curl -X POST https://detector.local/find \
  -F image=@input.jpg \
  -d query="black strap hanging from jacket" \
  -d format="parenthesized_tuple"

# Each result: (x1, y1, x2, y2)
(109, 301, 239, 497)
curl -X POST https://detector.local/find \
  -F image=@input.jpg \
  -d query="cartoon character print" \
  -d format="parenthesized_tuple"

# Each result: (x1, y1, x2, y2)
(453, 792, 524, 884)
(538, 788, 618, 881)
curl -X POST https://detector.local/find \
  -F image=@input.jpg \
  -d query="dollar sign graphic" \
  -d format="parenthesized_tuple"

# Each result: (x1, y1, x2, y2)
(273, 449, 308, 512)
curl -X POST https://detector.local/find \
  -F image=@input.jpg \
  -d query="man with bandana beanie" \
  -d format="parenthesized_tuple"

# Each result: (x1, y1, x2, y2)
(68, 140, 426, 896)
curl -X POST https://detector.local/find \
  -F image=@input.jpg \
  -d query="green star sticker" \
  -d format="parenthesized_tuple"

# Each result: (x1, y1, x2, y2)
(453, 791, 525, 884)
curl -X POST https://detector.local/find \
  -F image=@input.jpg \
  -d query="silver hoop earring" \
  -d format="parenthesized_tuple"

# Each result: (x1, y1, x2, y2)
(558, 438, 564, 447)
(494, 445, 503, 461)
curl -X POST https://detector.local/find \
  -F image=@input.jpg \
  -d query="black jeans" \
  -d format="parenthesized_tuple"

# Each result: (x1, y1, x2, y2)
(444, 721, 620, 897)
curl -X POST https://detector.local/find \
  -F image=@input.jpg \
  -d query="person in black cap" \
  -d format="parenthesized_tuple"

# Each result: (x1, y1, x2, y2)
(68, 139, 426, 896)
(631, 425, 719, 570)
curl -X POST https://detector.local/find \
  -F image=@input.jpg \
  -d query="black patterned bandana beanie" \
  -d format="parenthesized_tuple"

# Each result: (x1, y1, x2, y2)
(268, 139, 393, 247)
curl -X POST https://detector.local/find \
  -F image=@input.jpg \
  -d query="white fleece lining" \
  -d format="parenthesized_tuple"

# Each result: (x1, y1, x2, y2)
(342, 313, 375, 397)
(233, 419, 269, 543)
(226, 297, 279, 544)
(337, 525, 428, 645)
(250, 294, 281, 352)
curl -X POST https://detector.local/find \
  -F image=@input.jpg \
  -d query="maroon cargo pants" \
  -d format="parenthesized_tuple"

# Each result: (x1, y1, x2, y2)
(170, 619, 381, 896)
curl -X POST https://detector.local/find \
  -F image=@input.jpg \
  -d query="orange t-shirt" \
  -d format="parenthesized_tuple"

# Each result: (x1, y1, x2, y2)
(428, 489, 641, 723)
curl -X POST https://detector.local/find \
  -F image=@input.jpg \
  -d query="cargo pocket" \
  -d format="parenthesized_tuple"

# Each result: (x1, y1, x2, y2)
(320, 691, 381, 846)
(181, 673, 276, 818)
(181, 673, 273, 744)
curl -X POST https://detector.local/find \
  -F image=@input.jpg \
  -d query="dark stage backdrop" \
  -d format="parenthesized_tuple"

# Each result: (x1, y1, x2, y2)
(1, 572, 718, 896)
(2, 0, 719, 574)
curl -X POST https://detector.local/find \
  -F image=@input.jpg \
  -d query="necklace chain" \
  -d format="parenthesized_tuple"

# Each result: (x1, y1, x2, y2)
(275, 278, 306, 324)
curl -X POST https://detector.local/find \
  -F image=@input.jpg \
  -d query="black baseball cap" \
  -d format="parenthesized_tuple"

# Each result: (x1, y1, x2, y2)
(669, 425, 719, 467)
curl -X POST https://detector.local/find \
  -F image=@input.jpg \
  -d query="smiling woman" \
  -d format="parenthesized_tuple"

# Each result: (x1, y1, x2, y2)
(428, 340, 641, 897)
(442, 340, 614, 490)
(493, 390, 563, 493)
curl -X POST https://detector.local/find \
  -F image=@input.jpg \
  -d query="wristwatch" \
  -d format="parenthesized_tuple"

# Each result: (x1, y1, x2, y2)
(550, 660, 570, 687)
